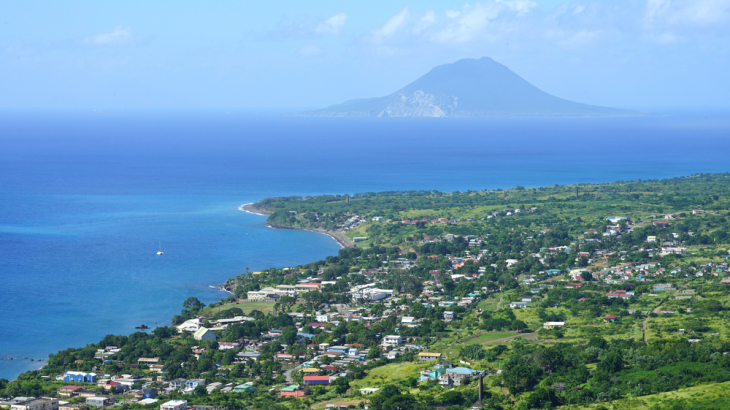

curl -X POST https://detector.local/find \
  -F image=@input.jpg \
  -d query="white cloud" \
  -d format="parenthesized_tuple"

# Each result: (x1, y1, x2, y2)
(367, 7, 410, 44)
(315, 13, 349, 36)
(356, 0, 730, 54)
(83, 26, 136, 46)
(298, 44, 325, 57)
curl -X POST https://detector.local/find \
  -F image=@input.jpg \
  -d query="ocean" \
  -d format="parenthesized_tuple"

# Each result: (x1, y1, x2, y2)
(1, 110, 729, 380)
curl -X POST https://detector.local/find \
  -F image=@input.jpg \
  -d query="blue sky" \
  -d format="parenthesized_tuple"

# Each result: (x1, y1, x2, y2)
(2, 0, 729, 110)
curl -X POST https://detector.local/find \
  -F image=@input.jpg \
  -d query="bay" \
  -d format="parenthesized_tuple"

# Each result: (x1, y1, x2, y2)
(1, 110, 729, 380)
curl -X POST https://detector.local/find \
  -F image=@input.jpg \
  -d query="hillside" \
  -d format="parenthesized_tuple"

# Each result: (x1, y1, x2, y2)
(295, 57, 643, 117)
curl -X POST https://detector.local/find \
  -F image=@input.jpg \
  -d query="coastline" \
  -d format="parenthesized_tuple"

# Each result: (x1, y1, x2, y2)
(240, 203, 354, 248)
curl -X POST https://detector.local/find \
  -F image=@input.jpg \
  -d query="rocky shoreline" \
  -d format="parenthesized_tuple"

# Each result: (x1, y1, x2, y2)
(240, 203, 354, 248)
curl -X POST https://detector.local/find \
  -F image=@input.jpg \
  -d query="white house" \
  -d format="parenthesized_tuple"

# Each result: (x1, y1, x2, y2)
(382, 335, 403, 346)
(176, 318, 203, 333)
(160, 401, 187, 410)
(510, 301, 528, 309)
(193, 328, 216, 341)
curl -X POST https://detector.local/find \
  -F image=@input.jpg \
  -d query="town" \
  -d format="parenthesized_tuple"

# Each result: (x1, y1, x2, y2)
(4, 174, 730, 410)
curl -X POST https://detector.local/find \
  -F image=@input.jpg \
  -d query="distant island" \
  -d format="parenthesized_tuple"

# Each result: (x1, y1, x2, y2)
(292, 57, 645, 117)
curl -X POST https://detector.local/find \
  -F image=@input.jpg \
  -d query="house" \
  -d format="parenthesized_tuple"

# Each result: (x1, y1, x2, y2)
(603, 315, 617, 323)
(521, 296, 532, 303)
(141, 387, 158, 399)
(193, 328, 216, 341)
(63, 371, 97, 383)
(383, 335, 403, 346)
(176, 318, 203, 333)
(543, 322, 565, 329)
(693, 209, 704, 214)
(566, 283, 582, 288)
(303, 376, 330, 385)
(439, 367, 479, 387)
(443, 311, 455, 321)
(646, 236, 657, 242)
(509, 301, 527, 308)
(10, 399, 57, 410)
(185, 379, 205, 389)
(159, 401, 187, 410)
(59, 386, 85, 397)
(280, 384, 305, 397)
(547, 269, 562, 276)
(301, 368, 321, 375)
(606, 292, 631, 299)
(418, 352, 442, 361)
(233, 382, 256, 393)
(85, 397, 114, 408)
(386, 351, 399, 359)
(169, 379, 186, 390)
(59, 405, 87, 410)
(137, 357, 160, 365)
(218, 342, 241, 351)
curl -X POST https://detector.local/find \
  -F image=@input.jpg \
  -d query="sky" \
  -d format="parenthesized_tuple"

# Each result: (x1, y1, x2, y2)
(2, 0, 729, 111)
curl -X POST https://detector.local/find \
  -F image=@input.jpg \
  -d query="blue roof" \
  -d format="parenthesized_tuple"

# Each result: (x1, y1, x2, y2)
(446, 367, 477, 375)
(297, 332, 316, 338)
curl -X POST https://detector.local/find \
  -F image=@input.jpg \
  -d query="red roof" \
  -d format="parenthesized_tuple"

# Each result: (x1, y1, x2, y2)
(61, 386, 84, 390)
(321, 365, 337, 370)
(299, 282, 321, 287)
(303, 376, 330, 381)
(308, 322, 326, 327)
(578, 298, 587, 301)
(604, 315, 617, 319)
(615, 290, 627, 293)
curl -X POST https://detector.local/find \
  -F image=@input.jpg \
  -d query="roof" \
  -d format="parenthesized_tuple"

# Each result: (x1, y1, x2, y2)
(61, 386, 85, 390)
(280, 384, 301, 391)
(446, 367, 477, 375)
(604, 315, 617, 319)
(193, 327, 211, 336)
(418, 352, 442, 357)
(301, 368, 320, 373)
(303, 376, 330, 381)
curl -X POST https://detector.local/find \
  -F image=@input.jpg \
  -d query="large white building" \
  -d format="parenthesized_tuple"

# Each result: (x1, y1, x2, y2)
(382, 335, 402, 346)
(176, 318, 203, 333)
(193, 328, 216, 341)
(351, 287, 393, 302)
(160, 401, 187, 410)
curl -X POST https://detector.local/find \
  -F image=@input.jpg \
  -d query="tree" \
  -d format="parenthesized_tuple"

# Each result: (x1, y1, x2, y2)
(194, 385, 207, 396)
(281, 326, 298, 346)
(581, 271, 594, 281)
(510, 319, 528, 332)
(460, 344, 487, 360)
(249, 309, 265, 320)
(182, 297, 205, 313)
(335, 376, 350, 395)
(367, 346, 381, 360)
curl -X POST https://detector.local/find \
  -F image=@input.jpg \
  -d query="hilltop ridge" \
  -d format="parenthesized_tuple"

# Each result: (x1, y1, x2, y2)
(294, 57, 644, 117)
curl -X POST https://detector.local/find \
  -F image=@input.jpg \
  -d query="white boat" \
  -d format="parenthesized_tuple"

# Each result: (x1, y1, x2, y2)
(157, 242, 164, 255)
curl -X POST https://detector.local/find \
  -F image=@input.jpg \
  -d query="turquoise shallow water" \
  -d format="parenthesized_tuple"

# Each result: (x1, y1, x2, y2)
(1, 111, 729, 379)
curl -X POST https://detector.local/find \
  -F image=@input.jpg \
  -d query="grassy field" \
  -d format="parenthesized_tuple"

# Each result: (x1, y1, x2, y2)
(562, 381, 730, 409)
(350, 361, 433, 389)
(201, 300, 277, 317)
(312, 399, 364, 409)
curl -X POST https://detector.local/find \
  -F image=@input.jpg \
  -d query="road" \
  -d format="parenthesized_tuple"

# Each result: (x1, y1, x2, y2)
(496, 295, 504, 309)
(642, 287, 681, 343)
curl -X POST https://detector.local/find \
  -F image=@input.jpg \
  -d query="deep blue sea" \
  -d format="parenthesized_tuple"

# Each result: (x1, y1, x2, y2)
(1, 110, 729, 380)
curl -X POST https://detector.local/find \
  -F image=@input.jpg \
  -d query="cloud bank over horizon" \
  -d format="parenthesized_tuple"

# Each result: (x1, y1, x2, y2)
(2, 0, 729, 110)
